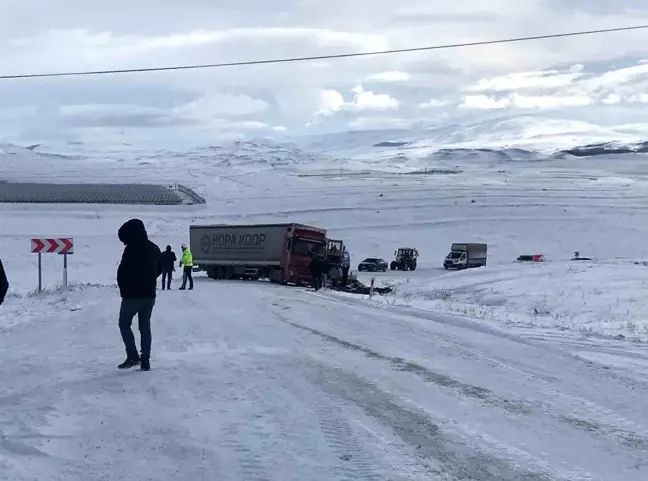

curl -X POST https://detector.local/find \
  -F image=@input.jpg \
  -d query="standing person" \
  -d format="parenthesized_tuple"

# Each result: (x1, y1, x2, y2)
(160, 245, 177, 290)
(328, 263, 340, 289)
(179, 244, 194, 290)
(308, 253, 322, 291)
(341, 249, 350, 286)
(0, 257, 8, 306)
(116, 218, 162, 371)
(320, 256, 330, 289)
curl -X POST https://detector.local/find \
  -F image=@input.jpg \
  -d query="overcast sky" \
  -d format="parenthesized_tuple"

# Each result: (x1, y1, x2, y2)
(1, 0, 648, 145)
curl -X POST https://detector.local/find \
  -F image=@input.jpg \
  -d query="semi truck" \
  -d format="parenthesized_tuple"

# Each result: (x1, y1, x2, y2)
(443, 243, 487, 270)
(189, 223, 327, 285)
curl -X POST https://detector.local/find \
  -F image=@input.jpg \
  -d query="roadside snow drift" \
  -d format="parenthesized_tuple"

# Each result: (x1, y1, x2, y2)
(367, 261, 648, 340)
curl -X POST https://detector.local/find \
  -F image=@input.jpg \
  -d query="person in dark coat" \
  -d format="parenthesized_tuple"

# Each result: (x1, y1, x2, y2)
(116, 218, 162, 371)
(160, 245, 177, 290)
(0, 258, 8, 306)
(309, 253, 322, 291)
(341, 249, 350, 286)
(319, 257, 330, 288)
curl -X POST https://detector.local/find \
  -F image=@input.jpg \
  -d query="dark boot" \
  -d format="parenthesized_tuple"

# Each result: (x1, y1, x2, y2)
(140, 359, 150, 371)
(118, 357, 140, 369)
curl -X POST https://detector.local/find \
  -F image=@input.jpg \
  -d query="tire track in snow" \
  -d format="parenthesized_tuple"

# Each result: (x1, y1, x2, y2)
(397, 332, 648, 450)
(306, 294, 648, 452)
(277, 308, 648, 457)
(299, 358, 573, 481)
(300, 386, 384, 480)
(219, 422, 272, 481)
(276, 313, 531, 415)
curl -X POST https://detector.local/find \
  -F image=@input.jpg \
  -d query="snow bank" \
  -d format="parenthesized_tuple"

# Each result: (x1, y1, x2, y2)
(375, 262, 648, 340)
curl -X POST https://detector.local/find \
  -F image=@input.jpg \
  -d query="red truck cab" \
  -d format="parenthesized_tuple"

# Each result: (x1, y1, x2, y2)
(283, 224, 327, 285)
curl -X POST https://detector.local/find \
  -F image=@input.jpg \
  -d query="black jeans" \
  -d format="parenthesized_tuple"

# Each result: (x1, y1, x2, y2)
(119, 298, 155, 361)
(311, 273, 322, 291)
(181, 266, 194, 289)
(161, 270, 172, 289)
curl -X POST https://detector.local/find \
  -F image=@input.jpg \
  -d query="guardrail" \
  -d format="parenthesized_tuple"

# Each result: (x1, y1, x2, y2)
(175, 184, 206, 204)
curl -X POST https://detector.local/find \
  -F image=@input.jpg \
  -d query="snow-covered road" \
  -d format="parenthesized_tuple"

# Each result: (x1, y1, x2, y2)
(3, 278, 648, 480)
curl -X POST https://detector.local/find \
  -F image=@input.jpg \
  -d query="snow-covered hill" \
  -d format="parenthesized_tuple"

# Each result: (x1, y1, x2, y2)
(3, 115, 648, 186)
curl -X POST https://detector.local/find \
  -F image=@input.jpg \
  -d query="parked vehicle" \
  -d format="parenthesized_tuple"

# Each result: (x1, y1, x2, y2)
(358, 257, 388, 272)
(390, 247, 418, 271)
(190, 223, 327, 285)
(443, 243, 487, 270)
(516, 254, 545, 262)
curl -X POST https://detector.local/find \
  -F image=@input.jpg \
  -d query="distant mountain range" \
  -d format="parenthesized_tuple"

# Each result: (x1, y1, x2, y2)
(369, 140, 648, 160)
(2, 115, 648, 183)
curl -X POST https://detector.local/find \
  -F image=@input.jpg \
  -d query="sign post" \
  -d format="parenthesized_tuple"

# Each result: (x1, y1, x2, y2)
(62, 251, 68, 287)
(369, 277, 375, 298)
(31, 238, 74, 292)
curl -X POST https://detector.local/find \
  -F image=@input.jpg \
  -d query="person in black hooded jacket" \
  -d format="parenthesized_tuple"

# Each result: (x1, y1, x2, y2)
(116, 218, 162, 371)
(0, 258, 8, 306)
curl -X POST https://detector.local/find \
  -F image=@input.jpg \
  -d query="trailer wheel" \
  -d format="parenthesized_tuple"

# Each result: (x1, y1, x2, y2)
(206, 267, 217, 280)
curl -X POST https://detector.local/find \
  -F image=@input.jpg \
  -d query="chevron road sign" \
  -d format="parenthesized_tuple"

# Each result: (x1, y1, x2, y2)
(31, 238, 74, 254)
(31, 237, 74, 292)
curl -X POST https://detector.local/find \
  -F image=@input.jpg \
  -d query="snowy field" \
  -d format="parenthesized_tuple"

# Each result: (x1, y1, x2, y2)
(2, 133, 648, 479)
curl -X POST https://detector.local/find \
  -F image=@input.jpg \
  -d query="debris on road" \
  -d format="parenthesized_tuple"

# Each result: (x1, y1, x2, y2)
(334, 278, 393, 295)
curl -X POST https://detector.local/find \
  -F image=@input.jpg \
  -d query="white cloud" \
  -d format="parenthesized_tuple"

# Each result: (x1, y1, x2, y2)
(173, 93, 270, 119)
(419, 98, 447, 109)
(314, 85, 399, 120)
(347, 116, 411, 129)
(366, 71, 410, 82)
(350, 86, 400, 111)
(460, 93, 594, 110)
(318, 89, 346, 115)
(59, 104, 161, 117)
(2, 1, 648, 142)
(602, 94, 621, 104)
(465, 68, 584, 92)
(460, 95, 509, 110)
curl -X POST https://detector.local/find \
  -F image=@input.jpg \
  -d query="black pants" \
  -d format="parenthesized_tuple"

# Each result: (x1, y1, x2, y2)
(161, 270, 173, 289)
(181, 266, 193, 289)
(119, 298, 155, 361)
(311, 273, 322, 291)
(342, 267, 349, 286)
